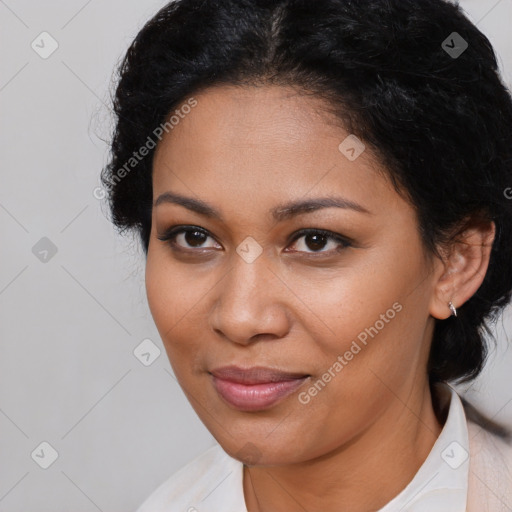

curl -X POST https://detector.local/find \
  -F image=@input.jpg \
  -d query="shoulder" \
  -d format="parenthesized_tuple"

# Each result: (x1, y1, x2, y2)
(135, 443, 246, 512)
(467, 419, 512, 511)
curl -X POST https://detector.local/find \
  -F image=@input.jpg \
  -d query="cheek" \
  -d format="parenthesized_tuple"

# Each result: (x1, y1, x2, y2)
(279, 261, 406, 360)
(145, 249, 210, 375)
(145, 249, 190, 359)
(145, 251, 173, 329)
(145, 245, 200, 330)
(290, 248, 428, 404)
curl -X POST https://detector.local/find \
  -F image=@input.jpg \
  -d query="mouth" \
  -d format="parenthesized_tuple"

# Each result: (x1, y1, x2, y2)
(209, 365, 311, 411)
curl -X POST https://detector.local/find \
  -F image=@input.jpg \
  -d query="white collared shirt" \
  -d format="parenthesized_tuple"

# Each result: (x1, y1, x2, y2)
(378, 384, 469, 511)
(136, 384, 469, 512)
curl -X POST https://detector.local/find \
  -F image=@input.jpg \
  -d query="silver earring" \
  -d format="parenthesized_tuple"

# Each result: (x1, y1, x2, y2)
(448, 301, 457, 317)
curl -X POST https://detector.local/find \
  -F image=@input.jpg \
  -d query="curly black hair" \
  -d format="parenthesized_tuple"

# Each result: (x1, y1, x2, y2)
(102, 0, 512, 409)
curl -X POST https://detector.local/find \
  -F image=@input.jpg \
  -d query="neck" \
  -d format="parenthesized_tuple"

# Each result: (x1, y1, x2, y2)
(243, 381, 443, 512)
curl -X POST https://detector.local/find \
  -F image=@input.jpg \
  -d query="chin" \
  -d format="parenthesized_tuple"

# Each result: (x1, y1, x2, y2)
(216, 435, 305, 467)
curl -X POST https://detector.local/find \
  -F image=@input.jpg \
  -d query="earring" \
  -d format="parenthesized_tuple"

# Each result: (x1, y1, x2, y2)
(448, 301, 457, 317)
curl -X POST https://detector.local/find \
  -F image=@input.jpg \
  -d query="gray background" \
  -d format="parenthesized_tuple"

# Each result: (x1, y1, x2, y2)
(1, 0, 511, 510)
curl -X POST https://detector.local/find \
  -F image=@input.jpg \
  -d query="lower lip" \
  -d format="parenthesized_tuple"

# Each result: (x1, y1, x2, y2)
(211, 375, 309, 411)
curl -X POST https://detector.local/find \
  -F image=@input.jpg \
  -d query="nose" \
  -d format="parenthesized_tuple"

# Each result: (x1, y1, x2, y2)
(209, 250, 291, 346)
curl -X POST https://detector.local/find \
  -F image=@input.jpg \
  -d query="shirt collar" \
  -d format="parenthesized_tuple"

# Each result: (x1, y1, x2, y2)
(378, 382, 469, 512)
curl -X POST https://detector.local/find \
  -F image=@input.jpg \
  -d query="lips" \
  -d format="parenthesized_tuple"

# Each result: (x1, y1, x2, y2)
(210, 365, 309, 384)
(209, 365, 310, 411)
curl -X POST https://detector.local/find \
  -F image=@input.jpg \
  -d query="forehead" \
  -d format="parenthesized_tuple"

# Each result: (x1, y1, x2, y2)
(151, 84, 395, 218)
(156, 84, 343, 155)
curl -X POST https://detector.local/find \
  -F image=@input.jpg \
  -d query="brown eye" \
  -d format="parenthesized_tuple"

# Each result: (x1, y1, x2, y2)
(157, 226, 220, 250)
(182, 230, 208, 247)
(287, 229, 351, 255)
(303, 233, 329, 252)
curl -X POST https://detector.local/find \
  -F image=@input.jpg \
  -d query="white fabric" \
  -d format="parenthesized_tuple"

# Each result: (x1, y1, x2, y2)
(135, 384, 512, 511)
(378, 384, 468, 511)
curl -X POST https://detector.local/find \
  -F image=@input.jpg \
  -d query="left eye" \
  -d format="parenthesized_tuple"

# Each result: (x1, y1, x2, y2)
(286, 229, 351, 254)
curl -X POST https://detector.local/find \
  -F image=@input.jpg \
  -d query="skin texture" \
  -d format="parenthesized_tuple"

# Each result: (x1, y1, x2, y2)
(145, 84, 495, 512)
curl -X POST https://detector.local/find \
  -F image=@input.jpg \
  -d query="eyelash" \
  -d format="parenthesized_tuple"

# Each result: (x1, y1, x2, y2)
(156, 225, 352, 256)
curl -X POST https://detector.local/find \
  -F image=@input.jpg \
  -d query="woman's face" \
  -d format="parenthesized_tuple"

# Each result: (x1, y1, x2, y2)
(146, 84, 441, 465)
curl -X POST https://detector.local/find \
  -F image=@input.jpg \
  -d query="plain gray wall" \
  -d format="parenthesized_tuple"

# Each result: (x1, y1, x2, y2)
(1, 0, 511, 510)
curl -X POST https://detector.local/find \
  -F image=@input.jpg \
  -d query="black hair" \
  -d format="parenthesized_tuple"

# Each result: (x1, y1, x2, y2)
(101, 0, 512, 435)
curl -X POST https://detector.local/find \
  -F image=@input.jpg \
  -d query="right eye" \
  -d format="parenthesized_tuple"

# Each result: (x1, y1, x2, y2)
(157, 225, 221, 251)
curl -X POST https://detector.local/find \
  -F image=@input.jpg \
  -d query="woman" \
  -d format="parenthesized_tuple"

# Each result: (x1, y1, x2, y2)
(101, 0, 512, 510)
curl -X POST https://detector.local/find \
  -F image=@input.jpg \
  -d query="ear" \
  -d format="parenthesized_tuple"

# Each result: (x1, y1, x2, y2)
(429, 219, 496, 320)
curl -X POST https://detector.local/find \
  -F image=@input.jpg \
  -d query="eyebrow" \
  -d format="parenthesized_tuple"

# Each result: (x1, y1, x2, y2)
(153, 191, 371, 222)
